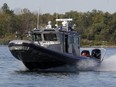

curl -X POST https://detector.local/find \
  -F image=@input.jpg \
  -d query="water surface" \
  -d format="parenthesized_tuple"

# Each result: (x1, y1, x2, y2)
(0, 46, 116, 87)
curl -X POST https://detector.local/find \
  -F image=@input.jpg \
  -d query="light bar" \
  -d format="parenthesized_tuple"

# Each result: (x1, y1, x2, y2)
(56, 18, 73, 22)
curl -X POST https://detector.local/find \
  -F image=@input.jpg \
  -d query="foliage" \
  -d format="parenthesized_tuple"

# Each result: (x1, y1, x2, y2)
(0, 3, 116, 46)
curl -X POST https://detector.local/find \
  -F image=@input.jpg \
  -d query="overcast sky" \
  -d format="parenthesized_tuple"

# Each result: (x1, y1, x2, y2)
(0, 0, 116, 14)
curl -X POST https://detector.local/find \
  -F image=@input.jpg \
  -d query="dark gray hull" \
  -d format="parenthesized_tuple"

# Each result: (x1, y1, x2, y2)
(9, 42, 100, 70)
(9, 42, 88, 70)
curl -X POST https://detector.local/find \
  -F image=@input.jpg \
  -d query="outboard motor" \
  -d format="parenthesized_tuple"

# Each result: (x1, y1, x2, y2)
(91, 49, 101, 60)
(81, 50, 91, 57)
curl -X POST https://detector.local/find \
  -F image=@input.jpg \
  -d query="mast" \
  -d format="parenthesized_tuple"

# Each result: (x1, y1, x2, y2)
(37, 9, 40, 29)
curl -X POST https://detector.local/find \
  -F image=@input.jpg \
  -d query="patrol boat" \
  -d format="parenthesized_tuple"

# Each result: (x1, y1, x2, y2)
(8, 19, 103, 70)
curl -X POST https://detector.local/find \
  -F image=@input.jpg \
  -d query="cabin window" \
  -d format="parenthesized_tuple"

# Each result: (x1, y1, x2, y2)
(44, 33, 57, 41)
(33, 34, 42, 41)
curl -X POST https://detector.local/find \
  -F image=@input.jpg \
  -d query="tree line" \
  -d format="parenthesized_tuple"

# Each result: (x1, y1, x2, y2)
(0, 3, 116, 46)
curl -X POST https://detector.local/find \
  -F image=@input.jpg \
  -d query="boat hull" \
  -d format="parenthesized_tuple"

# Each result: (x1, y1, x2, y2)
(9, 40, 101, 70)
(9, 41, 86, 70)
(10, 49, 68, 70)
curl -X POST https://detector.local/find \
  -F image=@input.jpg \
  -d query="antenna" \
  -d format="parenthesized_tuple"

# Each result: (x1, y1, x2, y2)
(37, 8, 40, 29)
(55, 8, 58, 28)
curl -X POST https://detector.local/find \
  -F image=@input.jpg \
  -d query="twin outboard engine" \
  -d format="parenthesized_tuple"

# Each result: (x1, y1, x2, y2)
(81, 50, 91, 57)
(81, 49, 101, 60)
(91, 49, 101, 59)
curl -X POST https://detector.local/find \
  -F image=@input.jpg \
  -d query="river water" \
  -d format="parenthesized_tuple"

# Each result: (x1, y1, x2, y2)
(0, 46, 116, 87)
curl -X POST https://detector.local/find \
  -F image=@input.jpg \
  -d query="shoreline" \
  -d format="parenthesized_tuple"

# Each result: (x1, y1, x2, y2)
(81, 45, 116, 48)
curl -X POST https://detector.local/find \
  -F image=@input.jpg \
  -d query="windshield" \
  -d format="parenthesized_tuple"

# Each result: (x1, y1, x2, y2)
(33, 34, 42, 41)
(44, 33, 57, 41)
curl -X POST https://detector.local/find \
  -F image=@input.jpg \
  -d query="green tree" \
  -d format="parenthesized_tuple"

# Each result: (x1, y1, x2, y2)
(1, 3, 14, 15)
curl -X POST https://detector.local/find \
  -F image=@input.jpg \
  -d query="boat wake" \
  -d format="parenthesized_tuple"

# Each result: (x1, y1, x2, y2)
(96, 54, 116, 71)
(17, 54, 116, 72)
(76, 54, 116, 72)
(76, 59, 99, 71)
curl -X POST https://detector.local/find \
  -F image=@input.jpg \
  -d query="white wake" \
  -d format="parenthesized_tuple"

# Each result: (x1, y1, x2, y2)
(76, 54, 116, 71)
(96, 54, 116, 71)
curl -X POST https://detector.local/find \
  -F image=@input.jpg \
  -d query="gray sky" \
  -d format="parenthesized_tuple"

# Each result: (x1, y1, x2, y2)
(0, 0, 116, 14)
